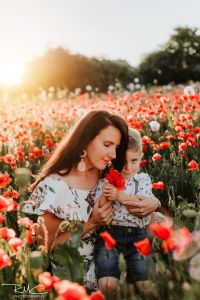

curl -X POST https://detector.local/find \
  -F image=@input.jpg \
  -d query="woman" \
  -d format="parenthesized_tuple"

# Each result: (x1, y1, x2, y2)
(23, 110, 159, 290)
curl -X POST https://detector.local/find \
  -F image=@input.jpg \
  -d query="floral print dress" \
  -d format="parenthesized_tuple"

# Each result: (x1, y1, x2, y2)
(23, 175, 97, 290)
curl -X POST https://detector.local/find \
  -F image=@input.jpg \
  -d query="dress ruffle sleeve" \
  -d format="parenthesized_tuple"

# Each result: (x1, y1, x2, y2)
(23, 177, 84, 221)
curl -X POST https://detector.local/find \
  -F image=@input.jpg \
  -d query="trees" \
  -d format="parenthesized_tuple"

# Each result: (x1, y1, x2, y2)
(139, 27, 200, 84)
(22, 48, 137, 92)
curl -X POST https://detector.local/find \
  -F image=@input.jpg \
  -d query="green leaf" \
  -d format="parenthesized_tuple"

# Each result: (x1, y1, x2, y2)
(68, 222, 83, 249)
(51, 240, 85, 283)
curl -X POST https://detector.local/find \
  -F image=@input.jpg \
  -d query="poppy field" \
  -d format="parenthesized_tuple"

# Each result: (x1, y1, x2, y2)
(0, 84, 200, 300)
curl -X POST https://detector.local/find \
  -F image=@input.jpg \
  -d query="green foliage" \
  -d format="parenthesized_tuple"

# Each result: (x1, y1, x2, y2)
(139, 27, 200, 84)
(50, 223, 85, 284)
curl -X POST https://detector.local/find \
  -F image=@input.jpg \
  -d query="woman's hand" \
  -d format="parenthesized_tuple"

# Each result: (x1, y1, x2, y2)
(122, 195, 159, 217)
(89, 197, 113, 227)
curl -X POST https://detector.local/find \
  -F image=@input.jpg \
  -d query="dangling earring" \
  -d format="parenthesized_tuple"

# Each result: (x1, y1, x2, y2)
(77, 150, 87, 172)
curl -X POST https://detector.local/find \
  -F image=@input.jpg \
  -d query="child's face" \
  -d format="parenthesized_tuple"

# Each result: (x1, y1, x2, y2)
(121, 149, 143, 179)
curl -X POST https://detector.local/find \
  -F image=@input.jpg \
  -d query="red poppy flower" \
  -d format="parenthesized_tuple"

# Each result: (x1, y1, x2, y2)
(8, 237, 24, 252)
(150, 223, 172, 241)
(4, 154, 15, 164)
(134, 238, 150, 256)
(90, 291, 104, 300)
(159, 142, 170, 149)
(25, 229, 34, 245)
(38, 272, 60, 291)
(0, 249, 12, 269)
(140, 159, 148, 167)
(18, 217, 33, 228)
(3, 188, 19, 199)
(178, 143, 187, 152)
(0, 227, 16, 239)
(29, 153, 35, 160)
(175, 126, 183, 132)
(54, 280, 88, 299)
(0, 173, 12, 189)
(0, 196, 19, 213)
(100, 231, 116, 250)
(152, 153, 162, 161)
(106, 169, 125, 190)
(188, 160, 199, 172)
(161, 238, 176, 254)
(152, 182, 164, 191)
(142, 145, 147, 152)
(172, 227, 192, 260)
(142, 136, 151, 144)
(0, 197, 10, 212)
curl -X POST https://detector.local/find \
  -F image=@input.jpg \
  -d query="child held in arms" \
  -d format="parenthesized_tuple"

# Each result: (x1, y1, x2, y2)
(94, 128, 163, 299)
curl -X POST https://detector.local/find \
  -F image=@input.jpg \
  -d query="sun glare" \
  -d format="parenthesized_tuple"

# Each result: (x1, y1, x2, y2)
(0, 60, 25, 86)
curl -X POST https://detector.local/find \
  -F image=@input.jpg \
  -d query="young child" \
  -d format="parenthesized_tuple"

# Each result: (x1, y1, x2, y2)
(94, 128, 162, 299)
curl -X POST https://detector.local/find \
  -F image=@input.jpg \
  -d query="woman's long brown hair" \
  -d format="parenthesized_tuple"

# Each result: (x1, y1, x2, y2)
(31, 110, 128, 190)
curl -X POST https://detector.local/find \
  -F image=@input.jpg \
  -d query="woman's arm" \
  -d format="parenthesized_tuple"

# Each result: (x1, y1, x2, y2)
(37, 197, 113, 251)
(122, 195, 160, 217)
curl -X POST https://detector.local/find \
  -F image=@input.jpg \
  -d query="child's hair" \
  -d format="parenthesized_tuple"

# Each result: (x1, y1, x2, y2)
(128, 128, 143, 152)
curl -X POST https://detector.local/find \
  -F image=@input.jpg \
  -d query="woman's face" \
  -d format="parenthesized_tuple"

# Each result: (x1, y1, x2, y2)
(86, 125, 121, 170)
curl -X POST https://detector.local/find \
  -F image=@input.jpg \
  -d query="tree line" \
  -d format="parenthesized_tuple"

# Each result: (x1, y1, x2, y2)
(22, 27, 200, 92)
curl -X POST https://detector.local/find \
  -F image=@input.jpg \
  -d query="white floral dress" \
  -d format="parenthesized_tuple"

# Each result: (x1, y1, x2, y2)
(22, 175, 97, 290)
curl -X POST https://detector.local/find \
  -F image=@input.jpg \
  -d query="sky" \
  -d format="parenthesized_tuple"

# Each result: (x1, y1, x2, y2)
(0, 0, 199, 85)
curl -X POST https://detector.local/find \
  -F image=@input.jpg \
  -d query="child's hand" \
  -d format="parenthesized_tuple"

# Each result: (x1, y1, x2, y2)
(102, 183, 118, 201)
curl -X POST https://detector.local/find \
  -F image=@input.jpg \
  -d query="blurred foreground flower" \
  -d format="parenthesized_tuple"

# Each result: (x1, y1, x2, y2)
(0, 227, 16, 239)
(54, 279, 89, 300)
(0, 248, 12, 269)
(134, 238, 151, 256)
(150, 222, 172, 241)
(189, 253, 200, 281)
(100, 231, 116, 250)
(0, 196, 19, 212)
(8, 237, 24, 253)
(38, 272, 60, 291)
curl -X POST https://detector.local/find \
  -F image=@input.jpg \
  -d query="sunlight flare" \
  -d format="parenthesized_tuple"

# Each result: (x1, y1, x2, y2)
(0, 60, 25, 86)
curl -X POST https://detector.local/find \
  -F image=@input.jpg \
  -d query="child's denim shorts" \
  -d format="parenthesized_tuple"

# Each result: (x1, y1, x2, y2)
(94, 225, 154, 283)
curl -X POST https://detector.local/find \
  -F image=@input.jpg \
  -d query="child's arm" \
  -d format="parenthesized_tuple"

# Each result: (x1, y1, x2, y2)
(121, 174, 161, 210)
(102, 182, 141, 204)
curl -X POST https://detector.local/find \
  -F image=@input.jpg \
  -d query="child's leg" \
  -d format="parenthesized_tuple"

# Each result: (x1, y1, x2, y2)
(94, 236, 120, 300)
(98, 277, 118, 300)
(125, 228, 155, 292)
